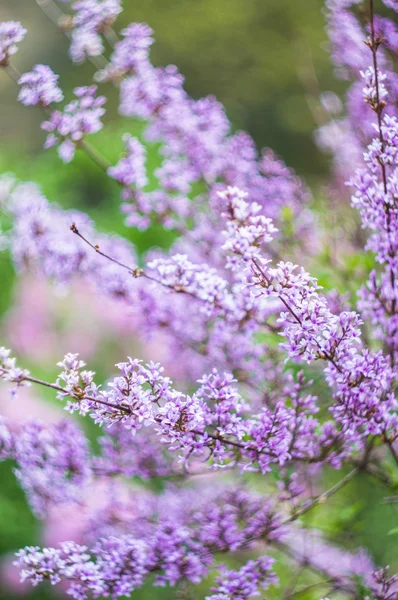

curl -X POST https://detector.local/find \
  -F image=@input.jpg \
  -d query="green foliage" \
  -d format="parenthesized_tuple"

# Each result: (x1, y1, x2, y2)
(2, 0, 343, 179)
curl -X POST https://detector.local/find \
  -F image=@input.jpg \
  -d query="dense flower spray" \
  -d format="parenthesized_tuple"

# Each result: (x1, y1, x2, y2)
(0, 0, 398, 598)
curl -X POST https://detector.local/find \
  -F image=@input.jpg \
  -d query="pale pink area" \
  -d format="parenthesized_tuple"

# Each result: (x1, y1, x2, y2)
(0, 383, 62, 428)
(5, 275, 138, 363)
(0, 553, 70, 598)
(0, 554, 31, 596)
(43, 478, 134, 546)
(283, 527, 374, 584)
(4, 273, 193, 383)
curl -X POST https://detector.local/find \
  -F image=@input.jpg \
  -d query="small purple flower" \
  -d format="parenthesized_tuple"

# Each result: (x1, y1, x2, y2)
(97, 22, 153, 80)
(69, 28, 104, 64)
(18, 65, 63, 107)
(108, 135, 148, 192)
(14, 420, 92, 517)
(0, 21, 26, 65)
(220, 186, 277, 269)
(382, 0, 398, 10)
(41, 86, 106, 162)
(72, 0, 122, 31)
(207, 556, 277, 600)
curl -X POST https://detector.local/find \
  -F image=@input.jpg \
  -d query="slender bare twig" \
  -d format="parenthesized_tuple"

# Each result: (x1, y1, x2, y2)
(69, 223, 280, 335)
(281, 467, 359, 525)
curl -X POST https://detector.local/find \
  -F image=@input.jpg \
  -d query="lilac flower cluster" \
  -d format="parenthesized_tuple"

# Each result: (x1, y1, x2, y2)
(16, 537, 148, 599)
(14, 484, 283, 598)
(108, 134, 148, 193)
(97, 22, 154, 80)
(219, 186, 278, 269)
(0, 21, 26, 65)
(319, 0, 398, 184)
(350, 80, 398, 363)
(1, 178, 274, 384)
(91, 11, 314, 241)
(0, 347, 357, 474)
(1, 0, 398, 598)
(18, 64, 63, 107)
(221, 185, 398, 444)
(208, 556, 277, 600)
(316, 0, 398, 379)
(0, 416, 91, 517)
(69, 0, 122, 64)
(0, 346, 29, 387)
(42, 85, 106, 162)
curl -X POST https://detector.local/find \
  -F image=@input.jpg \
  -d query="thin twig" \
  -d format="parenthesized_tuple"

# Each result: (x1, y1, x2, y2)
(281, 467, 359, 525)
(36, 0, 109, 70)
(69, 223, 278, 336)
(79, 139, 113, 171)
(21, 374, 132, 414)
(290, 579, 336, 598)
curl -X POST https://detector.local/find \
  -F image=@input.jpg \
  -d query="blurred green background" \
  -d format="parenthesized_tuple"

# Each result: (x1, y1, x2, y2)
(0, 1, 397, 599)
(1, 0, 345, 180)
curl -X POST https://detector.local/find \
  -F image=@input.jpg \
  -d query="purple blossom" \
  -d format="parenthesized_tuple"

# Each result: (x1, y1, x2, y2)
(0, 350, 326, 472)
(119, 63, 185, 120)
(14, 486, 283, 597)
(0, 21, 26, 65)
(14, 420, 92, 517)
(41, 86, 106, 162)
(370, 567, 398, 600)
(2, 1, 398, 598)
(348, 67, 398, 363)
(219, 186, 277, 268)
(361, 67, 388, 108)
(108, 134, 148, 193)
(72, 0, 122, 31)
(207, 556, 277, 600)
(146, 254, 230, 313)
(0, 346, 30, 386)
(67, 0, 122, 63)
(69, 28, 104, 64)
(15, 537, 148, 598)
(97, 22, 153, 80)
(18, 65, 63, 107)
(155, 156, 196, 194)
(382, 0, 398, 10)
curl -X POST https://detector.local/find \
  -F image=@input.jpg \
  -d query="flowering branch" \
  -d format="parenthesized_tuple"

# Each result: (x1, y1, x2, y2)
(368, 0, 397, 341)
(0, 1, 398, 598)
